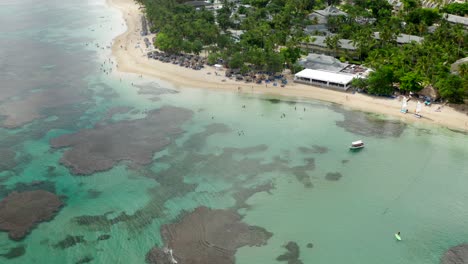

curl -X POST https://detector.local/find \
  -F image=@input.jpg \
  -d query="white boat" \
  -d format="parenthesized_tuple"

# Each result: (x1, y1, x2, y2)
(414, 101, 422, 118)
(400, 97, 408, 113)
(350, 140, 364, 150)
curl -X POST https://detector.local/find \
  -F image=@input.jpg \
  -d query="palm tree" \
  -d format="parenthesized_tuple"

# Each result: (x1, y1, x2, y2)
(350, 29, 372, 63)
(325, 34, 341, 57)
(453, 26, 465, 57)
(458, 63, 468, 78)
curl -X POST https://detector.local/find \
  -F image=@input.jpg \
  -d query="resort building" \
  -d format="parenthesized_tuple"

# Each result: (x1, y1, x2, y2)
(444, 14, 468, 28)
(373, 32, 424, 44)
(295, 53, 371, 91)
(387, 0, 403, 12)
(422, 0, 465, 8)
(294, 69, 357, 91)
(302, 35, 357, 57)
(298, 53, 348, 72)
(302, 33, 423, 57)
(308, 6, 347, 25)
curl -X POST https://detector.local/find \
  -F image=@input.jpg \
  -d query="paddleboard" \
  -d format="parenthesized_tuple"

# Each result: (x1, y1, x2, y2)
(395, 234, 401, 241)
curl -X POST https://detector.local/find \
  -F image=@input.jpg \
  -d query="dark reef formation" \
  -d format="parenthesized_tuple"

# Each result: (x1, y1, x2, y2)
(99, 106, 133, 123)
(0, 148, 16, 171)
(441, 244, 468, 264)
(182, 123, 231, 151)
(53, 235, 86, 249)
(69, 125, 317, 235)
(298, 145, 329, 154)
(0, 190, 62, 240)
(146, 206, 272, 264)
(0, 88, 84, 128)
(333, 106, 406, 138)
(325, 172, 343, 181)
(232, 182, 274, 209)
(87, 189, 102, 199)
(136, 83, 179, 96)
(0, 245, 26, 259)
(50, 106, 193, 175)
(97, 234, 111, 241)
(0, 180, 56, 199)
(75, 256, 93, 264)
(276, 241, 303, 264)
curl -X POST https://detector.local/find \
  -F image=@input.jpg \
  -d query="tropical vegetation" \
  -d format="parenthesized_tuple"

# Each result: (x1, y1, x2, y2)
(138, 0, 467, 103)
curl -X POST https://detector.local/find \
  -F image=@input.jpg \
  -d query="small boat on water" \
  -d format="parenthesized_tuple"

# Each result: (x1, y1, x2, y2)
(350, 140, 364, 150)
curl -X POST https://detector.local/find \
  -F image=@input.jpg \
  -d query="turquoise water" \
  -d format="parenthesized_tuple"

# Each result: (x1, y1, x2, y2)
(0, 0, 467, 263)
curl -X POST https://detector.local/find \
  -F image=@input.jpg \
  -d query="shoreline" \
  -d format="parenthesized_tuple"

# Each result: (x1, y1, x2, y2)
(107, 0, 468, 132)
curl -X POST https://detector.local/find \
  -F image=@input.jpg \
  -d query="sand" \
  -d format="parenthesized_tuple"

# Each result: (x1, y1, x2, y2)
(107, 0, 468, 132)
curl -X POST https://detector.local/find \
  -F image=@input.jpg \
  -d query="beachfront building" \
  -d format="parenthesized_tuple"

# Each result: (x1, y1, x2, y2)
(298, 53, 348, 72)
(294, 69, 357, 91)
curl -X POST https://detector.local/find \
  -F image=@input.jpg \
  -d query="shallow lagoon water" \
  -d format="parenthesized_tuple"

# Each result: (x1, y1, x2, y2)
(0, 0, 467, 263)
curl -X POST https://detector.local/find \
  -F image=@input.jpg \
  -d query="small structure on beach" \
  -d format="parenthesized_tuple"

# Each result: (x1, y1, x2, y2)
(294, 69, 357, 91)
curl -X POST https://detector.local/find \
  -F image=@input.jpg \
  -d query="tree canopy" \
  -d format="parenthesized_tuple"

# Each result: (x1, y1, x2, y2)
(138, 0, 467, 102)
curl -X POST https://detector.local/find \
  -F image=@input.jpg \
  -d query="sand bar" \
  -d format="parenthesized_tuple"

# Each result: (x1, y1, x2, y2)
(108, 0, 468, 132)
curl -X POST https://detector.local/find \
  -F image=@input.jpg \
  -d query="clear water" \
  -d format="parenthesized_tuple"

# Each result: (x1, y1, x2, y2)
(0, 0, 467, 263)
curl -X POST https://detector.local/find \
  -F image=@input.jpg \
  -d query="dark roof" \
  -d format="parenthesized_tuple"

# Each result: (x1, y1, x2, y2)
(315, 6, 347, 17)
(308, 35, 356, 51)
(373, 32, 423, 44)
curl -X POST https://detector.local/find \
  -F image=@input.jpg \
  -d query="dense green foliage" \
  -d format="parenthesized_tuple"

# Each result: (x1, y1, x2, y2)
(139, 0, 312, 72)
(337, 1, 467, 100)
(138, 0, 467, 102)
(441, 3, 468, 16)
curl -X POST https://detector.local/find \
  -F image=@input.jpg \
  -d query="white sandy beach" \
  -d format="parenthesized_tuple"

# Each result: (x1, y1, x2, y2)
(108, 0, 468, 132)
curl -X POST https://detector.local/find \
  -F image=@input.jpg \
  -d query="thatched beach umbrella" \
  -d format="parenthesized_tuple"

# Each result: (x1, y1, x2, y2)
(419, 85, 440, 100)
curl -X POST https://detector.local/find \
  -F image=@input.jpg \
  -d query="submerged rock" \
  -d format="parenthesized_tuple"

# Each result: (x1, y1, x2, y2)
(75, 256, 93, 264)
(333, 106, 406, 138)
(298, 145, 329, 154)
(441, 244, 468, 264)
(0, 245, 26, 259)
(0, 148, 16, 171)
(146, 206, 272, 264)
(0, 190, 62, 240)
(325, 172, 343, 181)
(276, 241, 303, 264)
(53, 235, 86, 249)
(97, 234, 111, 241)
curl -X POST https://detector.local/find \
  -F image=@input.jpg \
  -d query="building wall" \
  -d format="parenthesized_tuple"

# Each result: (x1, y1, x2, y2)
(294, 76, 350, 91)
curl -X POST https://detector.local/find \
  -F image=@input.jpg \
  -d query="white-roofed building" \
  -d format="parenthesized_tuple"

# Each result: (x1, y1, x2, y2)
(294, 69, 358, 91)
